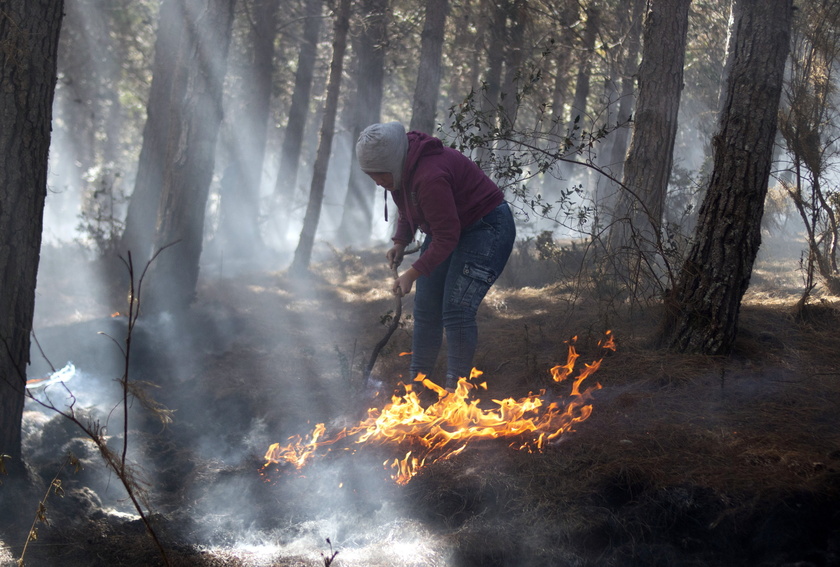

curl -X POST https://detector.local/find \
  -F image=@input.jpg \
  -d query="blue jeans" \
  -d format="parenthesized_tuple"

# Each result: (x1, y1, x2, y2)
(409, 202, 516, 384)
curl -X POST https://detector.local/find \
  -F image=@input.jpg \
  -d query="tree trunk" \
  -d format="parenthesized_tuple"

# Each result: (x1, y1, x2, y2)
(220, 0, 278, 260)
(476, 0, 508, 165)
(606, 0, 644, 181)
(481, 0, 507, 114)
(410, 0, 450, 134)
(594, 0, 643, 225)
(52, 0, 107, 217)
(274, 0, 322, 199)
(607, 0, 691, 291)
(144, 0, 236, 313)
(660, 0, 793, 355)
(120, 0, 183, 262)
(0, 0, 64, 474)
(548, 0, 576, 129)
(500, 0, 527, 128)
(568, 6, 599, 128)
(446, 0, 480, 106)
(336, 0, 388, 246)
(290, 0, 352, 273)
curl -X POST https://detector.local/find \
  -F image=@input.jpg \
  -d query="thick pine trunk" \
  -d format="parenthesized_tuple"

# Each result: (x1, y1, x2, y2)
(661, 0, 793, 355)
(0, 0, 64, 472)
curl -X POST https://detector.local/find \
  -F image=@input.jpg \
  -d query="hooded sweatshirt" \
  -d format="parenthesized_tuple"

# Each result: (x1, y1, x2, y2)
(392, 131, 504, 276)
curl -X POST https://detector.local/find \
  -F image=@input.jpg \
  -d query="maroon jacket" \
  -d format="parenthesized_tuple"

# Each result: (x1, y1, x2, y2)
(392, 131, 505, 276)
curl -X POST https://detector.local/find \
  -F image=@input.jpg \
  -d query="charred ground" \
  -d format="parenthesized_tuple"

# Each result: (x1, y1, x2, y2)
(1, 239, 839, 567)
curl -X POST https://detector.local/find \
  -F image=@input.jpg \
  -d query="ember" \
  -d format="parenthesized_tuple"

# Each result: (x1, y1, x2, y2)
(265, 332, 614, 484)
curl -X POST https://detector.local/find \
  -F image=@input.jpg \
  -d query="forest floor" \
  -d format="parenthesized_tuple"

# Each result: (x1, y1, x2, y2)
(2, 237, 840, 567)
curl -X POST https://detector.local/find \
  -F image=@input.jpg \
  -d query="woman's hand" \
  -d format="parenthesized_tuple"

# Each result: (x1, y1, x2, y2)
(386, 243, 407, 269)
(394, 267, 421, 297)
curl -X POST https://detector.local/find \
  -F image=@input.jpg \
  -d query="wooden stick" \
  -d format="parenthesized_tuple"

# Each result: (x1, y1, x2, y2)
(363, 265, 402, 387)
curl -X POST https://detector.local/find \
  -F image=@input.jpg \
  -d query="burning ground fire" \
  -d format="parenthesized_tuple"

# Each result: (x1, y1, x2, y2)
(264, 332, 615, 485)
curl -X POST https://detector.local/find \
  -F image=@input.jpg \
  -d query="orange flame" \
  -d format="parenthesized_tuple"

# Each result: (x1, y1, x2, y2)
(264, 332, 614, 484)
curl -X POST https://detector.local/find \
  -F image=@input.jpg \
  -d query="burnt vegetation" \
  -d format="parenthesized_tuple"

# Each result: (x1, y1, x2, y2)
(2, 238, 840, 567)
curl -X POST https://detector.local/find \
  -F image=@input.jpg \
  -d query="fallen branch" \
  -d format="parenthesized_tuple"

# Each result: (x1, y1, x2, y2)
(363, 265, 402, 388)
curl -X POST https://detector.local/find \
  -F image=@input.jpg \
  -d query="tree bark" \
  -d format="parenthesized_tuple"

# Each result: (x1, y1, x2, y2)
(607, 0, 691, 289)
(410, 0, 450, 134)
(52, 0, 108, 214)
(660, 0, 793, 355)
(568, 5, 599, 129)
(446, 0, 480, 105)
(593, 0, 644, 225)
(219, 0, 278, 259)
(548, 0, 577, 129)
(274, 0, 322, 199)
(0, 0, 64, 473)
(476, 0, 509, 164)
(144, 0, 236, 313)
(336, 0, 388, 246)
(606, 0, 644, 181)
(290, 0, 352, 273)
(500, 0, 527, 128)
(120, 0, 183, 262)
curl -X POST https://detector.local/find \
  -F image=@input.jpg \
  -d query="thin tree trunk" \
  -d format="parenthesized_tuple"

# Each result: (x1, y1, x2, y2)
(607, 0, 691, 291)
(594, 0, 643, 232)
(548, 0, 576, 129)
(290, 0, 352, 273)
(336, 0, 388, 246)
(661, 0, 793, 354)
(0, 0, 64, 473)
(410, 0, 450, 134)
(120, 0, 182, 261)
(446, 0, 480, 106)
(144, 0, 236, 313)
(500, 0, 527, 128)
(54, 0, 104, 205)
(568, 6, 599, 129)
(274, 0, 322, 198)
(476, 0, 508, 164)
(224, 0, 278, 258)
(607, 0, 644, 181)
